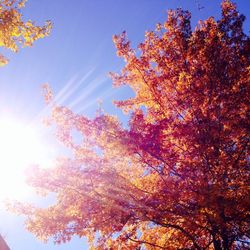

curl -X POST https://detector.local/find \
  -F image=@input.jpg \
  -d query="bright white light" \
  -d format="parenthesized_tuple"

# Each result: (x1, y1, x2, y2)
(0, 117, 54, 200)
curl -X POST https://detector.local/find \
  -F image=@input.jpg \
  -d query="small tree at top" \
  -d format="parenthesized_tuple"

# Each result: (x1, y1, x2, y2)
(11, 1, 249, 249)
(0, 0, 51, 66)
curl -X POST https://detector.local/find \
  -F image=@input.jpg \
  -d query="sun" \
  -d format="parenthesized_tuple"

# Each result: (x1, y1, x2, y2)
(0, 117, 54, 200)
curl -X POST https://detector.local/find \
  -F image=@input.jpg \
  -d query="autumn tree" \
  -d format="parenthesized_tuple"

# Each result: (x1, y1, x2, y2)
(11, 1, 249, 249)
(0, 0, 51, 66)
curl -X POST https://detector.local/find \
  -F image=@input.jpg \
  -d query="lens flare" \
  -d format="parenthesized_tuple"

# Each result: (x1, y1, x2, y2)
(0, 117, 54, 200)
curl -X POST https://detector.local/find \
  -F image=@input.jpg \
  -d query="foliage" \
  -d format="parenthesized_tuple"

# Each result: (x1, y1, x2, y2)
(0, 0, 51, 66)
(11, 1, 249, 249)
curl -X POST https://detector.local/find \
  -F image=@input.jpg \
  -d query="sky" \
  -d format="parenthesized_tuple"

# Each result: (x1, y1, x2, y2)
(0, 0, 249, 249)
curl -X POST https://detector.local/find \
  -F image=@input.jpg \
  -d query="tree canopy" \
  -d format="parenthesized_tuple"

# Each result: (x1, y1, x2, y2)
(11, 1, 249, 249)
(0, 0, 51, 66)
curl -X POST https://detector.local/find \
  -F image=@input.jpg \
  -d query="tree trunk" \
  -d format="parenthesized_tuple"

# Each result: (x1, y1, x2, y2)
(213, 237, 222, 250)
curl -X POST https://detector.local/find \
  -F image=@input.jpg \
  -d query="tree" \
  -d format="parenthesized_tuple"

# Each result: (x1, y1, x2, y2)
(0, 234, 10, 250)
(0, 0, 51, 66)
(11, 1, 249, 249)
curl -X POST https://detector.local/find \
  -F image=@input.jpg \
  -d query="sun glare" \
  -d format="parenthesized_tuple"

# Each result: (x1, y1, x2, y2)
(0, 117, 54, 200)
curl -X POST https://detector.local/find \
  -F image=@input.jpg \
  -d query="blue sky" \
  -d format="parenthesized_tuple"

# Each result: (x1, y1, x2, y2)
(0, 0, 249, 249)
